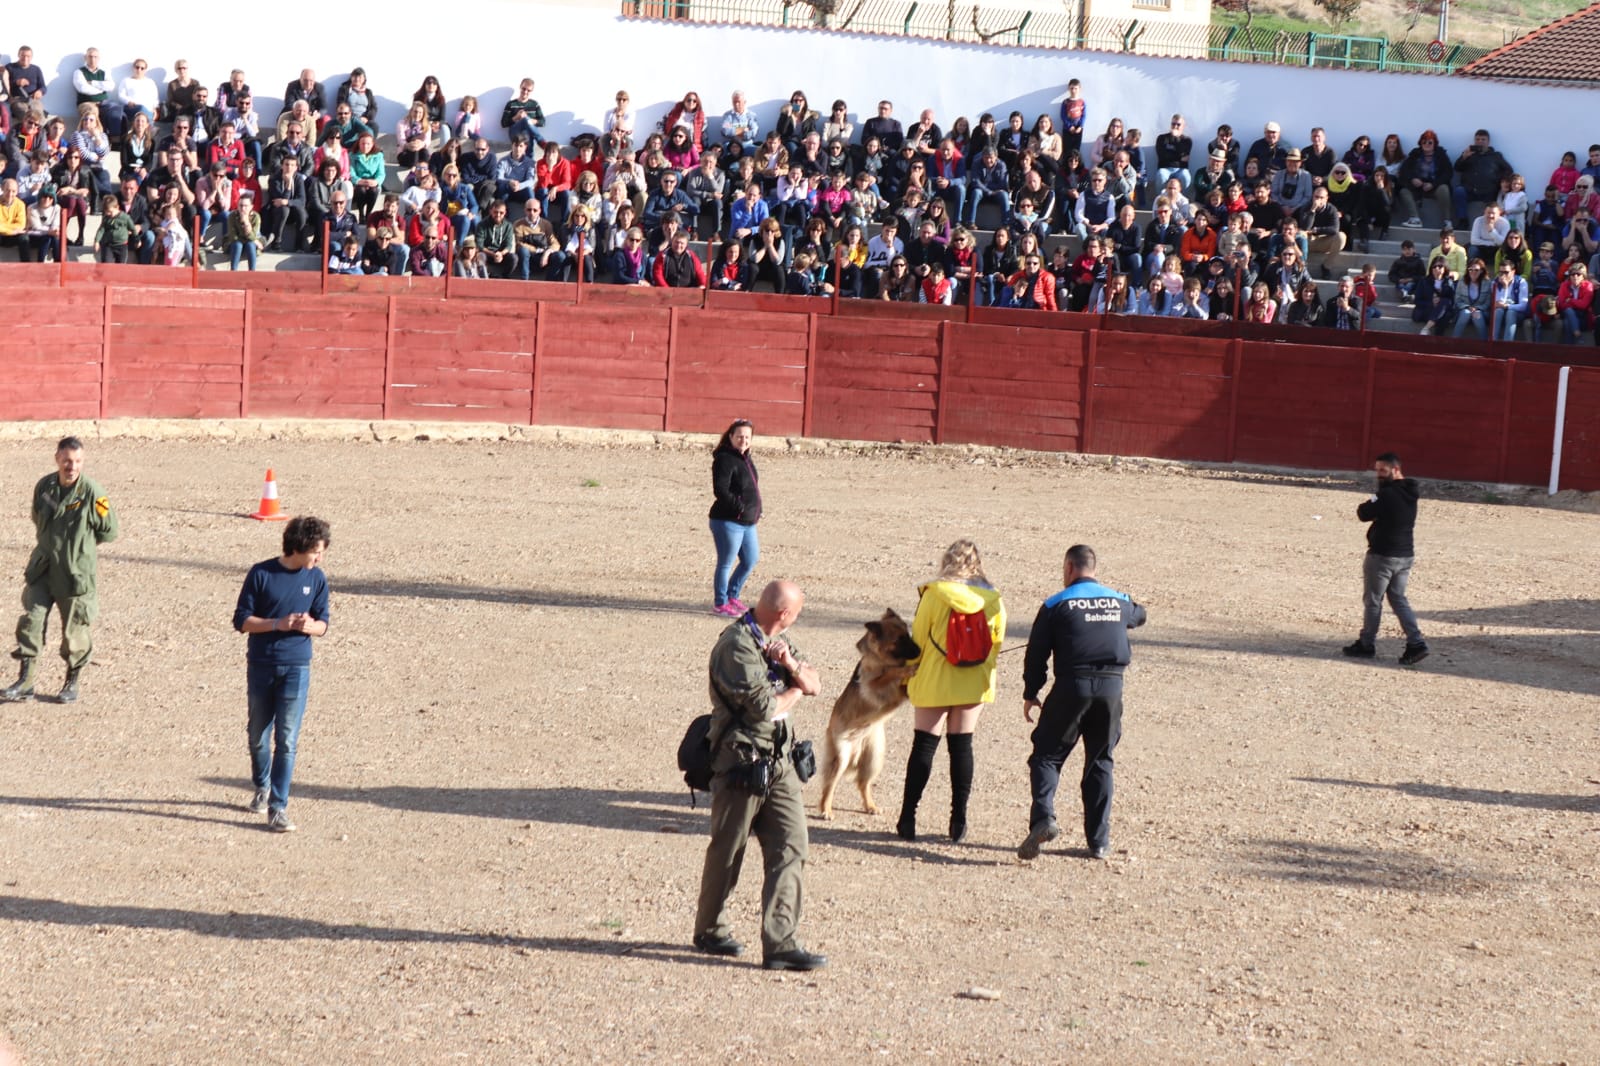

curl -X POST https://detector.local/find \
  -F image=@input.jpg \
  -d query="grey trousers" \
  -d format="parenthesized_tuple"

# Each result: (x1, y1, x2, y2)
(1360, 552, 1424, 646)
(694, 758, 808, 956)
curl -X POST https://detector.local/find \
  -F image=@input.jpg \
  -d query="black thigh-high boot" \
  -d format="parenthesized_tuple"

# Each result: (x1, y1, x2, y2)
(897, 730, 942, 841)
(947, 732, 974, 843)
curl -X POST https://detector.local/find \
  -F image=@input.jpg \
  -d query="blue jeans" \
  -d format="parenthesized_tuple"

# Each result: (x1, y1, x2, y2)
(1561, 308, 1590, 343)
(229, 240, 258, 270)
(1156, 166, 1189, 192)
(510, 117, 546, 146)
(709, 519, 759, 607)
(1496, 308, 1523, 341)
(247, 661, 312, 813)
(1360, 553, 1424, 648)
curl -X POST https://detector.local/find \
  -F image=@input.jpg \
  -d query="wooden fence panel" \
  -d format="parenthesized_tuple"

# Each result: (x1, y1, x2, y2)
(669, 309, 808, 435)
(942, 323, 1087, 451)
(1559, 366, 1600, 491)
(1368, 351, 1508, 482)
(107, 288, 244, 418)
(538, 304, 669, 430)
(389, 300, 536, 423)
(0, 287, 105, 421)
(1087, 332, 1232, 461)
(1234, 341, 1367, 471)
(248, 293, 388, 419)
(1502, 361, 1562, 486)
(810, 317, 940, 442)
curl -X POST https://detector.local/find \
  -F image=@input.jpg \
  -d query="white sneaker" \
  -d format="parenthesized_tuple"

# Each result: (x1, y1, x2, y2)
(267, 809, 297, 833)
(247, 788, 269, 814)
(1418, 323, 1432, 335)
(1402, 217, 1423, 228)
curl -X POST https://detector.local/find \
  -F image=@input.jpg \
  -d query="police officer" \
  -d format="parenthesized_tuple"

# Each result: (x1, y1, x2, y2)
(693, 579, 827, 971)
(1018, 545, 1146, 861)
(1, 436, 119, 704)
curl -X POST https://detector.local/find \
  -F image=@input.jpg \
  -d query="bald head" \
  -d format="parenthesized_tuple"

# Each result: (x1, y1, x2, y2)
(754, 580, 805, 633)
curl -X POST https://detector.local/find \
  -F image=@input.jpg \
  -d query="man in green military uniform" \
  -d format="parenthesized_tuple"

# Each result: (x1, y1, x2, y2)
(694, 579, 828, 971)
(1, 437, 119, 704)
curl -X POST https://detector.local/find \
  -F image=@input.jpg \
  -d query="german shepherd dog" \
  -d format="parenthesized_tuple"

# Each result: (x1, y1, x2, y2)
(816, 609, 921, 819)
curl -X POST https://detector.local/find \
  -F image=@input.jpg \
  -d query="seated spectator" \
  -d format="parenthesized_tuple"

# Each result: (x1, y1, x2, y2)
(113, 175, 155, 263)
(1134, 275, 1170, 317)
(663, 92, 708, 153)
(23, 185, 59, 262)
(349, 131, 385, 218)
(1241, 280, 1277, 323)
(1452, 128, 1511, 227)
(116, 58, 160, 135)
(1154, 114, 1192, 191)
(720, 90, 759, 152)
(707, 237, 751, 290)
(1414, 257, 1457, 334)
(268, 121, 313, 176)
(190, 86, 222, 150)
(1495, 227, 1532, 280)
(1342, 135, 1376, 183)
(323, 102, 374, 151)
(226, 192, 263, 271)
(454, 95, 482, 142)
(1527, 184, 1565, 251)
(1563, 204, 1599, 265)
(1143, 199, 1185, 278)
(1492, 259, 1530, 341)
(513, 199, 559, 280)
(863, 100, 905, 153)
(396, 101, 438, 169)
(336, 68, 377, 127)
(1270, 149, 1312, 213)
(777, 92, 821, 153)
(566, 170, 603, 236)
(263, 156, 307, 251)
(51, 147, 96, 245)
(652, 227, 704, 288)
(461, 138, 501, 210)
(1245, 122, 1287, 177)
(1427, 226, 1467, 279)
(643, 170, 695, 233)
(280, 68, 324, 122)
(1467, 203, 1509, 263)
(1105, 202, 1143, 282)
(534, 142, 573, 225)
(558, 204, 597, 281)
(1389, 239, 1425, 305)
(749, 216, 786, 291)
(916, 259, 952, 304)
(409, 227, 448, 276)
(1498, 172, 1529, 236)
(1550, 151, 1581, 196)
(328, 232, 364, 275)
(405, 198, 452, 249)
(607, 224, 648, 284)
(602, 90, 634, 158)
(1008, 251, 1057, 310)
(223, 97, 263, 171)
(496, 139, 537, 207)
(155, 203, 190, 266)
(477, 199, 517, 278)
(193, 160, 237, 247)
(361, 225, 408, 276)
(1300, 127, 1334, 186)
(1179, 211, 1217, 271)
(1324, 275, 1363, 330)
(1556, 261, 1595, 343)
(874, 254, 913, 301)
(1299, 185, 1344, 278)
(0, 176, 26, 259)
(449, 235, 487, 279)
(1447, 257, 1493, 338)
(1397, 131, 1453, 228)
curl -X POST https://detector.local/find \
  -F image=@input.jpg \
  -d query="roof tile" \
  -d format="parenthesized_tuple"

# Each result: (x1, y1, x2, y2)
(1459, 1, 1600, 84)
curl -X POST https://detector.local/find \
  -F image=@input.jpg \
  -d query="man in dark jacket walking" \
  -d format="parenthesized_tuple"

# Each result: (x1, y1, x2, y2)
(1345, 452, 1429, 665)
(1019, 544, 1146, 861)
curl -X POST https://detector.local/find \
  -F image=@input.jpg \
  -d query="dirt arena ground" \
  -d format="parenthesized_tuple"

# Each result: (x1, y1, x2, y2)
(0, 426, 1595, 1065)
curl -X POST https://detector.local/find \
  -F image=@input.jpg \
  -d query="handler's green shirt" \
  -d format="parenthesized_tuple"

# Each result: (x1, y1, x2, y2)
(26, 473, 118, 595)
(707, 616, 803, 759)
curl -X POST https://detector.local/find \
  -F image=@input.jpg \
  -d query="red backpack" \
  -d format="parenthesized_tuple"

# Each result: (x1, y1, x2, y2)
(932, 608, 993, 666)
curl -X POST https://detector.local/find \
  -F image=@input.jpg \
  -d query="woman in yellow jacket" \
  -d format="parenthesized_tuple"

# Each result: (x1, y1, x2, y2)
(897, 539, 1005, 843)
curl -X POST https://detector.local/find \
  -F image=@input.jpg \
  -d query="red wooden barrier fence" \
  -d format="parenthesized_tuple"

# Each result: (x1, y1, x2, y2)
(1, 271, 1597, 491)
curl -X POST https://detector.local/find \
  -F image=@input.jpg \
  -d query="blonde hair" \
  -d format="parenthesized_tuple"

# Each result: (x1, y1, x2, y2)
(935, 538, 988, 583)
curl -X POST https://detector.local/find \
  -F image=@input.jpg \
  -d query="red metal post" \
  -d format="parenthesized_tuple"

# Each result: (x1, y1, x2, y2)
(934, 319, 950, 444)
(191, 215, 202, 287)
(444, 237, 455, 298)
(382, 294, 397, 420)
(1359, 345, 1378, 465)
(831, 245, 844, 317)
(57, 210, 67, 287)
(1225, 337, 1243, 462)
(1080, 327, 1099, 454)
(801, 313, 817, 438)
(964, 252, 977, 324)
(321, 220, 330, 295)
(530, 299, 546, 426)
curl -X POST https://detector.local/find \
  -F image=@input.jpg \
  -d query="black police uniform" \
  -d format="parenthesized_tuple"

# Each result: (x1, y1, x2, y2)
(1022, 578, 1147, 851)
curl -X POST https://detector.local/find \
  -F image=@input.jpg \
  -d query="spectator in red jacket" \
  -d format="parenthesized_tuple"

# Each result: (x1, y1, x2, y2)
(1556, 261, 1595, 343)
(536, 142, 573, 227)
(653, 228, 706, 288)
(1008, 251, 1058, 311)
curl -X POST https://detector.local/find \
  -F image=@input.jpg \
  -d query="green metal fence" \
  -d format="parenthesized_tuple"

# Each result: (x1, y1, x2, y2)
(619, 1, 1491, 75)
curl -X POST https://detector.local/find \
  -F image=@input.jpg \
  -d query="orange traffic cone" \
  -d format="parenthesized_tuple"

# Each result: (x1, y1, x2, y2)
(250, 469, 291, 522)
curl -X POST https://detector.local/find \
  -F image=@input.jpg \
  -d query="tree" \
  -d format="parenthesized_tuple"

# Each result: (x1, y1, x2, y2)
(1213, 0, 1256, 31)
(1312, 0, 1362, 30)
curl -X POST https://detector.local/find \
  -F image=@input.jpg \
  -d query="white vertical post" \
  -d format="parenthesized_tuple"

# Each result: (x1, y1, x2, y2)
(1548, 365, 1571, 496)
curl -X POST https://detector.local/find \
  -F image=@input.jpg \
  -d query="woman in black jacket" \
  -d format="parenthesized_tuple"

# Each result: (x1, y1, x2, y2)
(709, 419, 762, 618)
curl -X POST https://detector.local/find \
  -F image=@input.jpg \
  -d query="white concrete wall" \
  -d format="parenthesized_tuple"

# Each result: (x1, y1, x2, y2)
(8, 5, 1589, 177)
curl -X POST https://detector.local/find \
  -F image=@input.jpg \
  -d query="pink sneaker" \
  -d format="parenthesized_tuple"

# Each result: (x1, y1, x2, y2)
(727, 597, 747, 613)
(712, 602, 742, 617)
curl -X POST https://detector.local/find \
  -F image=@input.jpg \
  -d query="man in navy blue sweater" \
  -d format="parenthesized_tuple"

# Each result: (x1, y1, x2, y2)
(1019, 544, 1146, 861)
(233, 515, 331, 832)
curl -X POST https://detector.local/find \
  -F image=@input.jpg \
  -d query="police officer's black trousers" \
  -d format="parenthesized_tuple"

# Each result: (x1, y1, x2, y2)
(1027, 675, 1123, 850)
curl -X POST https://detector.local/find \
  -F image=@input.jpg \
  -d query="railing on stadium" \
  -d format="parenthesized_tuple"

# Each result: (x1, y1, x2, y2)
(618, 1, 1491, 74)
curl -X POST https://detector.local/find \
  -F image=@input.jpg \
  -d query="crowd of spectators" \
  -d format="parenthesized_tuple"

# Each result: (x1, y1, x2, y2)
(2, 48, 1597, 343)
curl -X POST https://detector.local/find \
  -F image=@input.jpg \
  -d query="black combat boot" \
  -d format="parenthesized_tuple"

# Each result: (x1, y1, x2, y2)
(57, 667, 82, 704)
(896, 730, 942, 841)
(1, 659, 35, 702)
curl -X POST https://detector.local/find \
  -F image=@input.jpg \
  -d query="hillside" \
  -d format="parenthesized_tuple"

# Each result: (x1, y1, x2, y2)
(1215, 0, 1589, 49)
